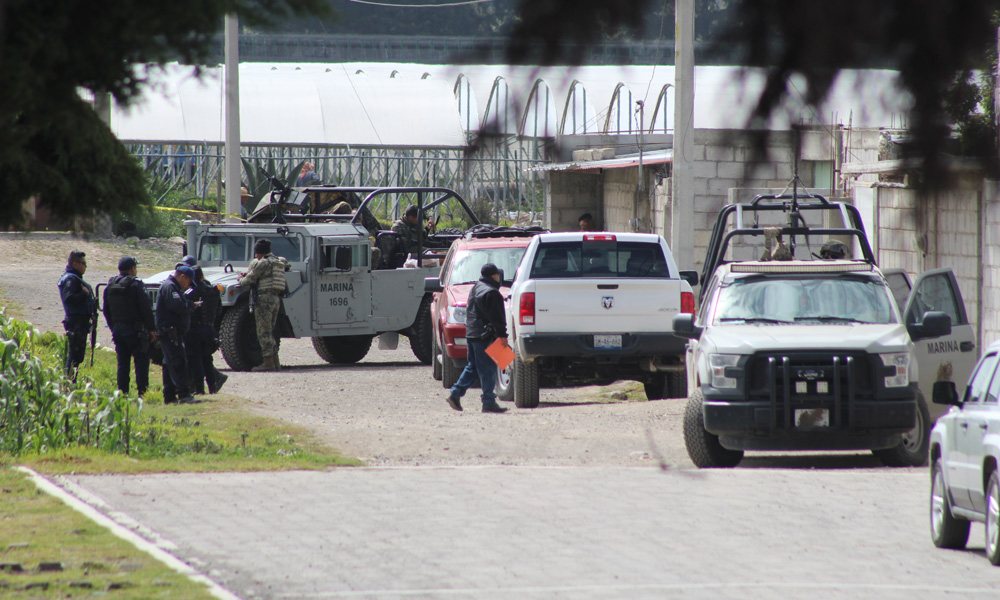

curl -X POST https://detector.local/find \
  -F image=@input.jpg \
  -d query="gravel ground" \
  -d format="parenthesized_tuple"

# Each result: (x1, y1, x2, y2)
(1, 233, 884, 470)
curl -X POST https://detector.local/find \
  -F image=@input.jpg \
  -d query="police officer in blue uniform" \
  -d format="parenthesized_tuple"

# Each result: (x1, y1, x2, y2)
(156, 265, 200, 404)
(186, 266, 227, 394)
(102, 256, 157, 397)
(58, 250, 95, 382)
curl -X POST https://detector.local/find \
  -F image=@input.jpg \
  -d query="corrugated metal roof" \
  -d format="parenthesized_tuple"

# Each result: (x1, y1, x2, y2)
(529, 149, 671, 172)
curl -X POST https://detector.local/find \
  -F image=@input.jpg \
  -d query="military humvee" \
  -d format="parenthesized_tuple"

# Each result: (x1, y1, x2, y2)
(145, 186, 480, 371)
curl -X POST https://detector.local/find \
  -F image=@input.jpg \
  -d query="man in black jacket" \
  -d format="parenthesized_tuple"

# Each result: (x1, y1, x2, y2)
(102, 256, 157, 397)
(58, 250, 95, 381)
(156, 265, 199, 404)
(186, 266, 227, 394)
(447, 263, 509, 414)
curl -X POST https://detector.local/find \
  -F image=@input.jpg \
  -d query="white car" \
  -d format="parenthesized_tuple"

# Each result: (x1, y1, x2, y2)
(929, 339, 1000, 564)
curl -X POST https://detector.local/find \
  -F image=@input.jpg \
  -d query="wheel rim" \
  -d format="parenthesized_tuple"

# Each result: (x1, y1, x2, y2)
(988, 477, 1000, 557)
(900, 410, 924, 453)
(931, 467, 947, 539)
(497, 363, 512, 391)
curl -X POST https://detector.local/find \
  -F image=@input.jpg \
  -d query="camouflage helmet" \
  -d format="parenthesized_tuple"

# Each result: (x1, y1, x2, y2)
(820, 240, 849, 259)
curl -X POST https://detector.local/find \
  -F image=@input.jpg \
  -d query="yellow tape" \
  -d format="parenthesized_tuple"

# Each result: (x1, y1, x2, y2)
(151, 205, 245, 221)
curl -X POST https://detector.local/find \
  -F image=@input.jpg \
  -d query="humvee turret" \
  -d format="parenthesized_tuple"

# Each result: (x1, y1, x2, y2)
(145, 186, 480, 371)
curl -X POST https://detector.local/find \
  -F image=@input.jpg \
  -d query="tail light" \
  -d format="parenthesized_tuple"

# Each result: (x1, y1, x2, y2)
(519, 292, 536, 325)
(681, 291, 695, 315)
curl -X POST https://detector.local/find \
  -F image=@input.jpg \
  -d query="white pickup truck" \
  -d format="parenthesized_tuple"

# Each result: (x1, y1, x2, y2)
(502, 232, 697, 408)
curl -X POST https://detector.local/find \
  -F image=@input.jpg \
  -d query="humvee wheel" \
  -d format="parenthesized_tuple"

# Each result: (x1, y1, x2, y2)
(684, 389, 743, 468)
(408, 295, 433, 365)
(312, 335, 375, 364)
(220, 302, 280, 372)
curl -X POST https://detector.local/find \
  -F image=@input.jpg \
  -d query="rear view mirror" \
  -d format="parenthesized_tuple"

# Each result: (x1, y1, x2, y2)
(425, 277, 443, 293)
(908, 310, 952, 341)
(932, 381, 960, 406)
(673, 313, 702, 340)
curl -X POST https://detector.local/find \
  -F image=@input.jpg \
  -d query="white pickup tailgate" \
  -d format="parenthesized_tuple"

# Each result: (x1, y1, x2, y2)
(530, 279, 681, 334)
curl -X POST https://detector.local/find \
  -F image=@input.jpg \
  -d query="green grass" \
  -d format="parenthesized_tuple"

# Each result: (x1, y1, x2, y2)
(0, 468, 216, 598)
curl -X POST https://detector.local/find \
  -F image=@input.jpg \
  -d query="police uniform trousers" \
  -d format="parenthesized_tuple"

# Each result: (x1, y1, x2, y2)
(111, 324, 150, 396)
(185, 323, 217, 395)
(255, 292, 280, 358)
(159, 332, 191, 401)
(63, 315, 91, 378)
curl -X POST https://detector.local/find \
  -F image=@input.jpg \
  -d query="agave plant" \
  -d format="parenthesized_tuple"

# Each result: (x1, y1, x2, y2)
(240, 158, 308, 214)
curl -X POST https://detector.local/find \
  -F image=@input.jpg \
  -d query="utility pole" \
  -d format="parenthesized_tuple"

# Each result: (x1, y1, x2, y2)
(225, 13, 242, 223)
(671, 0, 695, 270)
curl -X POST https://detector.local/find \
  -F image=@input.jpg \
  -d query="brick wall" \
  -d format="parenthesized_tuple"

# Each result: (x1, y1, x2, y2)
(603, 167, 639, 231)
(981, 180, 1000, 347)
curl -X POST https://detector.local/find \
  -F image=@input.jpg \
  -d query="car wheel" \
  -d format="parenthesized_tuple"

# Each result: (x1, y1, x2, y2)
(496, 360, 514, 402)
(873, 390, 930, 467)
(987, 471, 1000, 565)
(431, 334, 443, 381)
(513, 357, 539, 409)
(220, 301, 278, 371)
(930, 459, 970, 549)
(442, 351, 461, 389)
(683, 389, 743, 468)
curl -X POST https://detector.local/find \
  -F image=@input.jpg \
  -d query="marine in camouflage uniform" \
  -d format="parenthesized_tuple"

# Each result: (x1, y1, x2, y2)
(391, 204, 432, 257)
(238, 238, 288, 372)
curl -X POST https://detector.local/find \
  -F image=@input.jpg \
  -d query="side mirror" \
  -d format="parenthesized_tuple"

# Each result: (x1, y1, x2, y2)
(335, 247, 352, 271)
(932, 380, 960, 406)
(673, 313, 702, 340)
(679, 270, 699, 287)
(425, 277, 443, 293)
(908, 310, 952, 341)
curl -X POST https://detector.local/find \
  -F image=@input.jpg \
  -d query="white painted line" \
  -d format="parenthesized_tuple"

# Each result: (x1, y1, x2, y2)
(15, 466, 242, 600)
(275, 582, 1000, 598)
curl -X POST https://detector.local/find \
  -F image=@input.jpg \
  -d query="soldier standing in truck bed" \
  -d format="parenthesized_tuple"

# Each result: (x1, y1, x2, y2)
(391, 204, 434, 257)
(102, 256, 157, 397)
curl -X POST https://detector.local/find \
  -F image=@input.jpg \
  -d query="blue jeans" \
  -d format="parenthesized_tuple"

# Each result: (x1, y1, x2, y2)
(450, 339, 497, 406)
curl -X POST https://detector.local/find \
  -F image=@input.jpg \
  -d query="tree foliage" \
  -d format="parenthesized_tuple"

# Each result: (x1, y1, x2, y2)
(507, 0, 1000, 187)
(0, 0, 332, 228)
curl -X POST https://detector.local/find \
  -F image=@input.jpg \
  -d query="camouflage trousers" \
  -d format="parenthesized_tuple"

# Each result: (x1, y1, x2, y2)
(255, 292, 280, 358)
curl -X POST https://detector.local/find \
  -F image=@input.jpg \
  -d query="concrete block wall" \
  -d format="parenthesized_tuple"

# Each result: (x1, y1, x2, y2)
(981, 180, 1000, 347)
(546, 171, 602, 232)
(603, 167, 639, 232)
(875, 173, 984, 345)
(687, 129, 797, 275)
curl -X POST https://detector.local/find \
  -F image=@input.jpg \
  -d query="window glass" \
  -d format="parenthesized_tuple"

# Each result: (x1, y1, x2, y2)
(965, 353, 999, 404)
(907, 274, 961, 325)
(258, 236, 302, 262)
(529, 241, 668, 279)
(713, 274, 896, 324)
(446, 246, 528, 285)
(985, 358, 1000, 404)
(199, 235, 247, 263)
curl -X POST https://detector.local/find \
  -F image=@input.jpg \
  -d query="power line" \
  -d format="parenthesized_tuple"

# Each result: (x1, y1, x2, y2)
(345, 0, 493, 7)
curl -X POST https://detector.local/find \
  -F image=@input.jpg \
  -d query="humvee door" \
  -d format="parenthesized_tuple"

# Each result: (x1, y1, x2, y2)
(313, 236, 372, 326)
(886, 268, 978, 421)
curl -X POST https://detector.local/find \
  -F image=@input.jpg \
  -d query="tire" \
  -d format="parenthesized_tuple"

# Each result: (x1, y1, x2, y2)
(513, 357, 539, 409)
(930, 459, 970, 549)
(312, 335, 374, 364)
(644, 372, 687, 400)
(683, 389, 743, 468)
(668, 372, 687, 399)
(495, 360, 514, 402)
(442, 350, 461, 389)
(987, 471, 1000, 565)
(873, 390, 931, 467)
(219, 303, 269, 372)
(408, 295, 433, 365)
(431, 334, 443, 381)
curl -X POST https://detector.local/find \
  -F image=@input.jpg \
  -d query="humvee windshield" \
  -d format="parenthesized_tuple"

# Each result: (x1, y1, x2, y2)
(198, 234, 302, 263)
(714, 274, 897, 325)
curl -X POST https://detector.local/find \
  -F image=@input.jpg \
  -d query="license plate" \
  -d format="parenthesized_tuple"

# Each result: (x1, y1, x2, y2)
(594, 334, 622, 349)
(794, 408, 829, 428)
